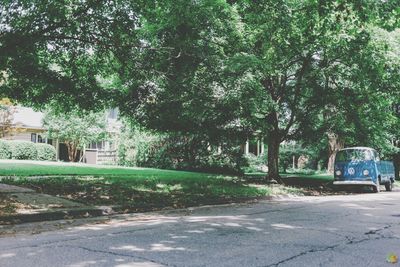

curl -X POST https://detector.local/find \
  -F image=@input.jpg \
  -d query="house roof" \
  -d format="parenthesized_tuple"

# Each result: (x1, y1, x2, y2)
(11, 106, 123, 132)
(12, 107, 44, 130)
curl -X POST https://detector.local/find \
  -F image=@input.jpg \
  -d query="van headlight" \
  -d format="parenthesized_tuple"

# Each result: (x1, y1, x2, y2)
(363, 169, 369, 176)
(335, 170, 342, 176)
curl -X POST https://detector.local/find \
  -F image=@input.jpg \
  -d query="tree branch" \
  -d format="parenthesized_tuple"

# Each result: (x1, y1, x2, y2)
(42, 33, 173, 51)
(283, 54, 312, 136)
(35, 0, 103, 36)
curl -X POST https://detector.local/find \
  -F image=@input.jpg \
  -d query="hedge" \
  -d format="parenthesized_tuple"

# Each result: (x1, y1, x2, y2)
(35, 143, 57, 161)
(0, 140, 12, 159)
(10, 141, 38, 160)
(0, 140, 56, 161)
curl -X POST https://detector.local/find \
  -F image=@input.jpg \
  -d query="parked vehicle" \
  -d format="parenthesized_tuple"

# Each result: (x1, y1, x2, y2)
(333, 147, 395, 192)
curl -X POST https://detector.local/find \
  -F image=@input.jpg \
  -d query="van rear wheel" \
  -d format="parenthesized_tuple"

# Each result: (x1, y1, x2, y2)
(385, 182, 393, 192)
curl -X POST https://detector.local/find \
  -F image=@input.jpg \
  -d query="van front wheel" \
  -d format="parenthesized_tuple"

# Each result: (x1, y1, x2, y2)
(385, 182, 393, 192)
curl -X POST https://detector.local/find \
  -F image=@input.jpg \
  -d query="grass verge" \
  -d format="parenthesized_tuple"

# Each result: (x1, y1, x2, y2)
(0, 160, 306, 214)
(1, 176, 303, 212)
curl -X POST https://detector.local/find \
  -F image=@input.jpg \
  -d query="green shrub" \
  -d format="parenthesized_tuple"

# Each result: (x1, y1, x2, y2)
(118, 129, 160, 167)
(10, 141, 38, 160)
(0, 140, 12, 159)
(118, 129, 245, 174)
(35, 143, 56, 161)
(242, 154, 267, 174)
(285, 168, 316, 175)
(279, 145, 317, 172)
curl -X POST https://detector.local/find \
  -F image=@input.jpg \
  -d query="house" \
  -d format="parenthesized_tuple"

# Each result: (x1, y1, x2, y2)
(2, 105, 265, 166)
(2, 106, 55, 144)
(1, 106, 121, 164)
(242, 138, 265, 156)
(84, 108, 122, 164)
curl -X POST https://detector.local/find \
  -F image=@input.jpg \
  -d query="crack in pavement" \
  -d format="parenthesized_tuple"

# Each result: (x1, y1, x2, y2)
(62, 244, 174, 267)
(243, 207, 303, 216)
(264, 243, 341, 267)
(265, 223, 399, 267)
(364, 224, 392, 235)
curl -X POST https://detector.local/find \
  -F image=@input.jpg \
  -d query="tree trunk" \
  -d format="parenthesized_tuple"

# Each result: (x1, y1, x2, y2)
(267, 130, 282, 183)
(394, 153, 400, 181)
(265, 109, 283, 184)
(67, 141, 79, 162)
(327, 132, 344, 173)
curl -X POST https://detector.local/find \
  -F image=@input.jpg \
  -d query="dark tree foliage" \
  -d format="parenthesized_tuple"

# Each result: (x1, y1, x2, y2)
(0, 0, 143, 110)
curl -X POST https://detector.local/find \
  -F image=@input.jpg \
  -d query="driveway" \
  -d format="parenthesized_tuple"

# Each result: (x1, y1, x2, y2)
(0, 190, 400, 267)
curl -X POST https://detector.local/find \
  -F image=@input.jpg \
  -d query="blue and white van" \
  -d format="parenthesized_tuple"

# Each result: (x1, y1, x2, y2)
(333, 147, 395, 192)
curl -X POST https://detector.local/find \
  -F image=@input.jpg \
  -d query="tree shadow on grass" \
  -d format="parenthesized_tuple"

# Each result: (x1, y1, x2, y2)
(2, 176, 270, 214)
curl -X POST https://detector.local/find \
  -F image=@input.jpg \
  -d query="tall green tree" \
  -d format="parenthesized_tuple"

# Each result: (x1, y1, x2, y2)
(301, 25, 400, 172)
(112, 0, 252, 163)
(43, 109, 107, 161)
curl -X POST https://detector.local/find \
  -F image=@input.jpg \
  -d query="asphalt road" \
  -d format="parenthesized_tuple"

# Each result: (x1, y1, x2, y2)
(1, 189, 400, 267)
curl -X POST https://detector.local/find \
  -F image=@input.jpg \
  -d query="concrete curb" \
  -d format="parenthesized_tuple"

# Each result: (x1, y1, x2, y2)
(0, 207, 105, 225)
(0, 197, 265, 225)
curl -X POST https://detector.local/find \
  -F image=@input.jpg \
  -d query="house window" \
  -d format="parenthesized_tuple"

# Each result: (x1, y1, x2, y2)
(88, 142, 95, 149)
(37, 135, 48, 144)
(31, 133, 37, 143)
(47, 139, 53, 145)
(103, 141, 115, 151)
(109, 141, 115, 150)
(88, 141, 105, 150)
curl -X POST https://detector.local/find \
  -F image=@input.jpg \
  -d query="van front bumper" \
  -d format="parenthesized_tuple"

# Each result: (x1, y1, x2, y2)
(333, 181, 376, 186)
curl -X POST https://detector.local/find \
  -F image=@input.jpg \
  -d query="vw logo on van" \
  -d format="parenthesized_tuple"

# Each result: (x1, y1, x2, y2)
(348, 167, 355, 175)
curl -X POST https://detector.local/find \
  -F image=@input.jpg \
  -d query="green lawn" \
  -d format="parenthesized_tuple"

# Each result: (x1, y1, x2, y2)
(0, 160, 208, 178)
(246, 172, 333, 183)
(281, 173, 333, 188)
(282, 173, 333, 180)
(0, 160, 303, 212)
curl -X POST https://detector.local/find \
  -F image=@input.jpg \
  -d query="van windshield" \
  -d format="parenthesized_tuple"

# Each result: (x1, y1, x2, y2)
(336, 149, 373, 162)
